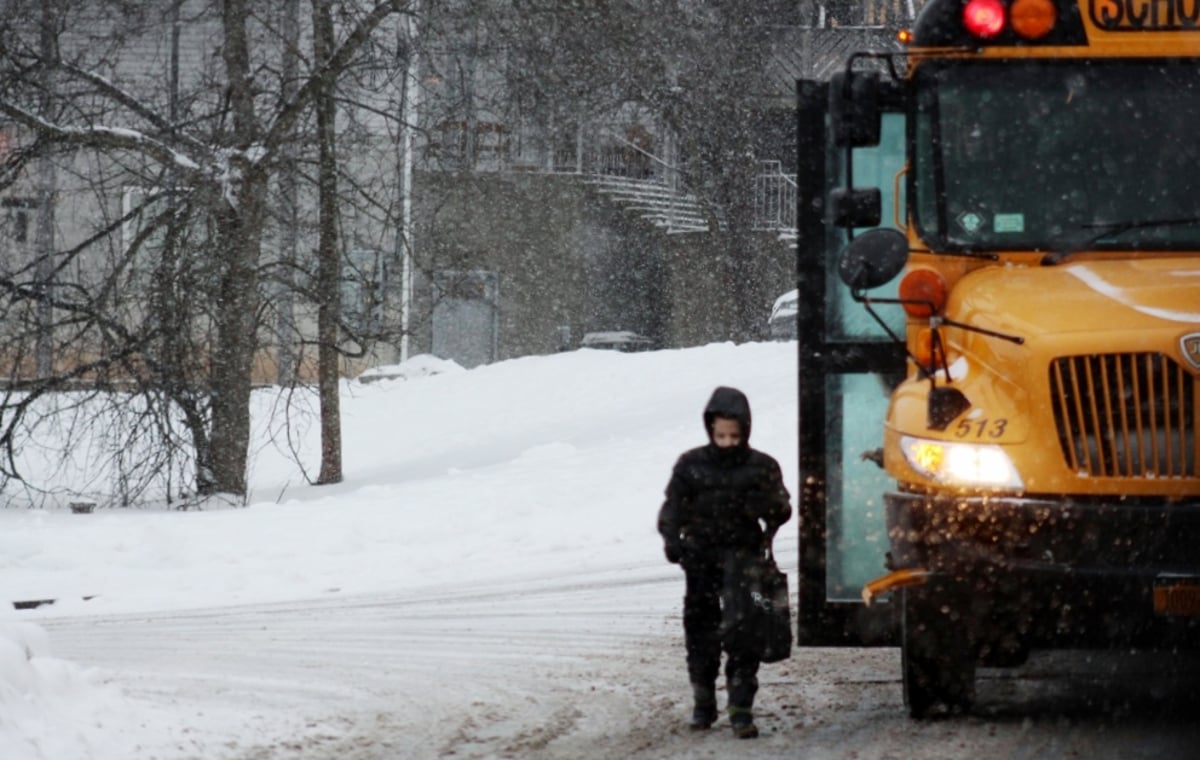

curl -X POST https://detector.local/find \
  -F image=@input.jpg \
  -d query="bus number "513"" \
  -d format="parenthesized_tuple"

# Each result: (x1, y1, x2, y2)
(954, 418, 1008, 439)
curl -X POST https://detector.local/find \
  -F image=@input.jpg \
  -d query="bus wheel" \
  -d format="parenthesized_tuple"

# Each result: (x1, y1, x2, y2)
(900, 586, 976, 719)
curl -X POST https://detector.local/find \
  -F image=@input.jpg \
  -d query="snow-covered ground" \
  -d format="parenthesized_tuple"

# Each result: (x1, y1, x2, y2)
(1, 341, 801, 757)
(4, 341, 1200, 759)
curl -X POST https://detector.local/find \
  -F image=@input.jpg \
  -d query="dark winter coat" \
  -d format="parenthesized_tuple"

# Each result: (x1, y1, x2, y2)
(658, 387, 792, 563)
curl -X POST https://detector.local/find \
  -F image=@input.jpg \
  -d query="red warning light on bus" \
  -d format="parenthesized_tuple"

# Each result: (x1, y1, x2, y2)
(963, 0, 1007, 38)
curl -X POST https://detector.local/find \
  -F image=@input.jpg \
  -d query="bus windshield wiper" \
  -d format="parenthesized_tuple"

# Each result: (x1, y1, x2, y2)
(1043, 216, 1200, 265)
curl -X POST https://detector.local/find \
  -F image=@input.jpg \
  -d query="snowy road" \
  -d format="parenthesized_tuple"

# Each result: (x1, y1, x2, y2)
(44, 555, 1200, 759)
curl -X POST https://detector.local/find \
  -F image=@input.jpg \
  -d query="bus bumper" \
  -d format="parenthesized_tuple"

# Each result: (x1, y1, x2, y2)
(884, 491, 1200, 647)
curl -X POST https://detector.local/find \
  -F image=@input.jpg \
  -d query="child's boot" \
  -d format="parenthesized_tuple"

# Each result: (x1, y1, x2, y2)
(689, 683, 718, 730)
(728, 706, 758, 739)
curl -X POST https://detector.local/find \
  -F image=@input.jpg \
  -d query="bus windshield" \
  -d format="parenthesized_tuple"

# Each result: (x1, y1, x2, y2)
(913, 59, 1200, 253)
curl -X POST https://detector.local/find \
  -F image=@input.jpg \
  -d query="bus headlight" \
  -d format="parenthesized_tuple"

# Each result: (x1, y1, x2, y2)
(900, 435, 1024, 489)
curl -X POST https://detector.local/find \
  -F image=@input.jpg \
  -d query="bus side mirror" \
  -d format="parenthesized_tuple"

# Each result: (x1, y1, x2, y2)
(837, 228, 909, 290)
(830, 70, 908, 147)
(831, 70, 881, 147)
(829, 187, 882, 228)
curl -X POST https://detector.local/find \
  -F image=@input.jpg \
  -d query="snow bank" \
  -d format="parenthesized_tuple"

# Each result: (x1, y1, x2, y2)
(356, 352, 465, 382)
(0, 617, 131, 760)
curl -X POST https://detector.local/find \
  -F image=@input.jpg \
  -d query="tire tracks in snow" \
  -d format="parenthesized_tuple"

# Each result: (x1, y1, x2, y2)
(40, 560, 1200, 759)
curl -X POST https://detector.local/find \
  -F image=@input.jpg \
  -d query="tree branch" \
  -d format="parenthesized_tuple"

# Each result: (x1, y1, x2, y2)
(268, 0, 412, 146)
(0, 99, 206, 179)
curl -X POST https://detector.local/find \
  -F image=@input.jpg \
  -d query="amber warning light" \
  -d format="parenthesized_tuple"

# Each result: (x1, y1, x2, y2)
(899, 268, 948, 318)
(1010, 0, 1057, 38)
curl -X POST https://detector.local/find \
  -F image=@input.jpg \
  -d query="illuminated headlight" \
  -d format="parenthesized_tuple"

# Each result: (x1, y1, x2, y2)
(900, 435, 1024, 489)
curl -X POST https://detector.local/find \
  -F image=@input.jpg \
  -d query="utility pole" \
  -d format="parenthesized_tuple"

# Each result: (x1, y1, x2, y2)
(397, 8, 418, 362)
(276, 0, 300, 384)
(34, 5, 57, 379)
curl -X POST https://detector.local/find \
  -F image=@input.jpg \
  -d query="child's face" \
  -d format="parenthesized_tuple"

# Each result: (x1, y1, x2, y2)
(712, 417, 743, 448)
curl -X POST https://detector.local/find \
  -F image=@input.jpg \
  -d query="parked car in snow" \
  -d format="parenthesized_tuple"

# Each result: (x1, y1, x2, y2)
(580, 331, 656, 352)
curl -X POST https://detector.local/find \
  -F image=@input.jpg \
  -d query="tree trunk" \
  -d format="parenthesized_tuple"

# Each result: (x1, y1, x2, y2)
(313, 0, 342, 485)
(204, 0, 265, 497)
(206, 189, 265, 497)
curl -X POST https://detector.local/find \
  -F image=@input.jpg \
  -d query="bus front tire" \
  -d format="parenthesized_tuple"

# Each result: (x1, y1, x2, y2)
(900, 586, 976, 719)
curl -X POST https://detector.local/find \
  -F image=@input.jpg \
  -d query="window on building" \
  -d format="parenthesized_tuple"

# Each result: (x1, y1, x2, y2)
(0, 197, 37, 276)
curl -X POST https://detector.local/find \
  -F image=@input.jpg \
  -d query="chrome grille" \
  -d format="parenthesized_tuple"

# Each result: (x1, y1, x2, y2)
(1049, 353, 1197, 478)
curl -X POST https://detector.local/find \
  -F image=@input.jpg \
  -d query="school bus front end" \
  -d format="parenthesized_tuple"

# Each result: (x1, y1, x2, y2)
(829, 0, 1200, 717)
(883, 258, 1200, 628)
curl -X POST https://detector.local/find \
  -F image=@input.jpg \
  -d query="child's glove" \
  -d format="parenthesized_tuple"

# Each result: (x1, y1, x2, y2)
(664, 540, 682, 564)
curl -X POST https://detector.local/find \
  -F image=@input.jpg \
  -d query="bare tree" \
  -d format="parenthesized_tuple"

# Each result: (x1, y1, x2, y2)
(0, 0, 413, 500)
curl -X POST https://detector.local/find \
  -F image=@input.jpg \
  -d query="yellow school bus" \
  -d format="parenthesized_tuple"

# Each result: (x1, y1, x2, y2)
(822, 0, 1200, 718)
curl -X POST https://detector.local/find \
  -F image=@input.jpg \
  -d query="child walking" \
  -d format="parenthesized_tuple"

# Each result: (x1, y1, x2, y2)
(657, 386, 792, 739)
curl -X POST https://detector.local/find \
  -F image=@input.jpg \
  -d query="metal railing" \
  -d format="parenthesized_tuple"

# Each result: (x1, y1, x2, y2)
(423, 125, 796, 234)
(753, 160, 798, 234)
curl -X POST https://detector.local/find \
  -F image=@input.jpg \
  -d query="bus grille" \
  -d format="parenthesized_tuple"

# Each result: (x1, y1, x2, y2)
(1049, 353, 1197, 479)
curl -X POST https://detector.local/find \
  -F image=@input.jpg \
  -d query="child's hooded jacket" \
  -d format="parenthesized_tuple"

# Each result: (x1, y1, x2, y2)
(658, 386, 792, 561)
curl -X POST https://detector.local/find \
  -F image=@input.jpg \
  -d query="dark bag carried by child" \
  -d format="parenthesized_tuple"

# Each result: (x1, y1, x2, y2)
(719, 545, 792, 663)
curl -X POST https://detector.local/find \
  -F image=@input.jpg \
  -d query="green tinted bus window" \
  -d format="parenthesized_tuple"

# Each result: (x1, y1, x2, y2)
(826, 113, 907, 342)
(824, 372, 893, 602)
